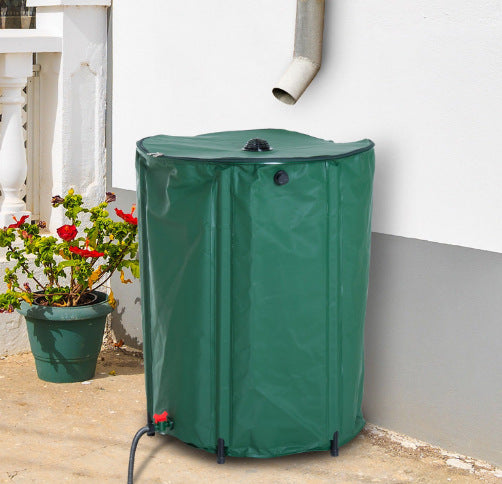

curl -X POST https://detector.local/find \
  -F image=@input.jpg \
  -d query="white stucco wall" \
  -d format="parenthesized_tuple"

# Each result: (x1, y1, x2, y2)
(34, 2, 109, 230)
(112, 0, 502, 254)
(0, 249, 46, 355)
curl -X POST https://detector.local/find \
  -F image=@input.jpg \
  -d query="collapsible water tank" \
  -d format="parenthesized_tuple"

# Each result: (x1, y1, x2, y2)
(135, 129, 375, 460)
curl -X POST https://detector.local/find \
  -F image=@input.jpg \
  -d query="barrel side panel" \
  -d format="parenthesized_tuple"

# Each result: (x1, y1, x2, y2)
(230, 162, 329, 457)
(136, 154, 218, 450)
(336, 149, 375, 444)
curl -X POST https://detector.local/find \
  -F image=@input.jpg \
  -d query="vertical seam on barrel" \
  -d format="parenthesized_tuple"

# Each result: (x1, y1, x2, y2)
(215, 165, 231, 447)
(337, 160, 343, 435)
(325, 160, 330, 441)
(229, 165, 234, 446)
(211, 170, 217, 444)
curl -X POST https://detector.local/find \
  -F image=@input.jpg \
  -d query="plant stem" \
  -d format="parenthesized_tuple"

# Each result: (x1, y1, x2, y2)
(70, 245, 75, 292)
(83, 243, 130, 295)
(7, 242, 45, 290)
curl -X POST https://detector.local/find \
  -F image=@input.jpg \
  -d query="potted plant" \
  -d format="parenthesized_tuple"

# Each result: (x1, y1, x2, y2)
(0, 190, 139, 383)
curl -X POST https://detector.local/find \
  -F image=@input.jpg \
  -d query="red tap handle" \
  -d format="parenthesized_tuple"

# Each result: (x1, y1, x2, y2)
(153, 411, 168, 424)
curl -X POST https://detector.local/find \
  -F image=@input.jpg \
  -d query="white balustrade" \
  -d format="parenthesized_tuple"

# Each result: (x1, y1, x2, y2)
(0, 53, 32, 228)
(0, 30, 60, 228)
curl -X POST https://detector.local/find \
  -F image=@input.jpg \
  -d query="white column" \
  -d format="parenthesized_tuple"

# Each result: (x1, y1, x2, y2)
(0, 53, 32, 228)
(28, 0, 111, 231)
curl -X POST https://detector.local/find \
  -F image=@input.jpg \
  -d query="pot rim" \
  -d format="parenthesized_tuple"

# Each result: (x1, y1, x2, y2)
(17, 290, 114, 322)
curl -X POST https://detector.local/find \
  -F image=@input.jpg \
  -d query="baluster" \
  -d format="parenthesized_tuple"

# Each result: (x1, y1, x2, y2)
(0, 53, 32, 228)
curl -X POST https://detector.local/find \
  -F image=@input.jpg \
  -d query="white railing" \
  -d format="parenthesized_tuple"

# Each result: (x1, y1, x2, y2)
(0, 51, 36, 227)
(0, 32, 60, 227)
(0, 4, 36, 30)
(0, 52, 41, 225)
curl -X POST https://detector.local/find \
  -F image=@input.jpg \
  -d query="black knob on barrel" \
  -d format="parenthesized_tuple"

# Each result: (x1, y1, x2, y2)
(274, 170, 289, 186)
(243, 138, 272, 152)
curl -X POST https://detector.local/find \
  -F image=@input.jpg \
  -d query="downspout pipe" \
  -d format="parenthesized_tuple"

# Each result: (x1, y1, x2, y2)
(273, 0, 325, 105)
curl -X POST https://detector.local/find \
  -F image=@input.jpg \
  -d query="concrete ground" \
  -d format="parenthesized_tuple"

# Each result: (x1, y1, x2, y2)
(1, 348, 500, 484)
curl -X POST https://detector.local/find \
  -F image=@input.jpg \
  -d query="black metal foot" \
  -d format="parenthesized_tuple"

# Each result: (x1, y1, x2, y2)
(217, 438, 226, 464)
(330, 431, 339, 457)
(127, 420, 155, 484)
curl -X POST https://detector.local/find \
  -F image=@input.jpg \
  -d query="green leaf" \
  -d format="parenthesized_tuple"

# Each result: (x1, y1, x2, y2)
(129, 260, 140, 278)
(58, 260, 81, 268)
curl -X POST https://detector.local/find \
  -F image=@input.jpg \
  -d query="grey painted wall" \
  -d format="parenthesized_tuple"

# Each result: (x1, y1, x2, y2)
(364, 233, 502, 466)
(109, 188, 142, 348)
(110, 188, 502, 466)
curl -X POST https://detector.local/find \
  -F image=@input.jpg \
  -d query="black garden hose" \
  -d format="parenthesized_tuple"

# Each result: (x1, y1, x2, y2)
(127, 424, 154, 484)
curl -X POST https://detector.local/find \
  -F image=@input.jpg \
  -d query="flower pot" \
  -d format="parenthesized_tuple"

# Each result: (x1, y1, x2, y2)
(17, 291, 113, 383)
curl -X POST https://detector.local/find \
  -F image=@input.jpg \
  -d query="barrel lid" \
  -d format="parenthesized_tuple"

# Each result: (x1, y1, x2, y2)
(137, 129, 374, 163)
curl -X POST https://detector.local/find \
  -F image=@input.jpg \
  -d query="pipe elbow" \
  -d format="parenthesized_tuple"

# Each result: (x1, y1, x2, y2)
(273, 0, 325, 105)
(273, 57, 321, 105)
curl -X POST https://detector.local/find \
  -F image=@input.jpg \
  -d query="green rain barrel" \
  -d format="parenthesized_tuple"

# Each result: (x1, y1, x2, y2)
(135, 129, 375, 459)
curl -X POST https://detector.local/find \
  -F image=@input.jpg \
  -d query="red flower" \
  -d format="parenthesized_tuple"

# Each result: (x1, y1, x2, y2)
(69, 246, 104, 258)
(8, 215, 29, 229)
(115, 205, 137, 225)
(57, 224, 78, 241)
